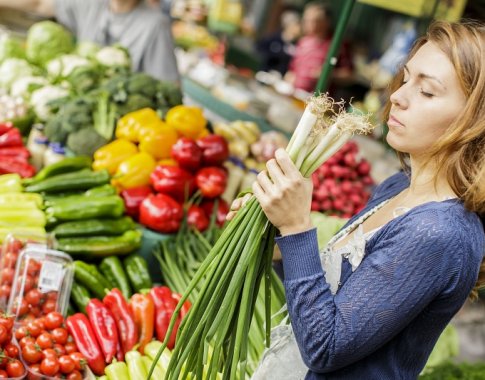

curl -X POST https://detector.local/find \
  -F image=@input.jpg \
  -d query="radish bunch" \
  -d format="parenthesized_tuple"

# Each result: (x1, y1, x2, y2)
(311, 141, 374, 219)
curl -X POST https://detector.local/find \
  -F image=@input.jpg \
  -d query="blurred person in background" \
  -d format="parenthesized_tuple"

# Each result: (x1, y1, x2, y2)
(285, 1, 353, 94)
(256, 9, 301, 76)
(0, 0, 180, 82)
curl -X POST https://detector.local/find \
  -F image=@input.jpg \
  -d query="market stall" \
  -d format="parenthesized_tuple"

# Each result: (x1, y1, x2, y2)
(0, 0, 483, 378)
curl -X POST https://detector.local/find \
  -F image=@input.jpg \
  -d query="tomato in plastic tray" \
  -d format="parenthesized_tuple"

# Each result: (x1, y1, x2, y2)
(0, 234, 50, 311)
(6, 246, 73, 324)
(0, 313, 27, 379)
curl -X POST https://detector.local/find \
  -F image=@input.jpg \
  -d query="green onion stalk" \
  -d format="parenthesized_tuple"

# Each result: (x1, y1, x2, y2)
(148, 93, 374, 380)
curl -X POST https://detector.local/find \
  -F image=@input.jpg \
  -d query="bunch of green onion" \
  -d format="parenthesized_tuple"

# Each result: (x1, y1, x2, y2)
(148, 94, 373, 380)
(154, 226, 287, 377)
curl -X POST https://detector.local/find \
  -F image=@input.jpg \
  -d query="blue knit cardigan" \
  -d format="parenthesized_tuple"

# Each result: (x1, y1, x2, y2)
(275, 171, 485, 379)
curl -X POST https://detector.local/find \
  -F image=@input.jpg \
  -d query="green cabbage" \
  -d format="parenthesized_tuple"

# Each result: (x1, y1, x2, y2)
(310, 212, 348, 249)
(0, 35, 25, 62)
(26, 21, 74, 66)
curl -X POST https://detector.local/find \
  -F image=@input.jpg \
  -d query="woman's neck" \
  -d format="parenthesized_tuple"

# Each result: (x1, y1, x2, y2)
(110, 0, 140, 14)
(408, 155, 456, 200)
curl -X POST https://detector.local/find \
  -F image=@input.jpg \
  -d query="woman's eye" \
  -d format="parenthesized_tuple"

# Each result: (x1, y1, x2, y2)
(420, 89, 434, 98)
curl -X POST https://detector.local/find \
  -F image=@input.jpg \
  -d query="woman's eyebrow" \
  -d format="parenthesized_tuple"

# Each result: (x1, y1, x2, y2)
(403, 64, 447, 90)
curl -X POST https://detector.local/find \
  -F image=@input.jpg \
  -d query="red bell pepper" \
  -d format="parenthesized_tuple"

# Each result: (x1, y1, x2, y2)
(171, 292, 192, 319)
(171, 137, 202, 171)
(0, 122, 13, 136)
(66, 313, 106, 376)
(149, 286, 180, 350)
(0, 156, 36, 178)
(196, 135, 229, 167)
(120, 185, 153, 219)
(0, 146, 30, 159)
(139, 193, 184, 233)
(103, 288, 139, 355)
(200, 198, 230, 227)
(0, 128, 23, 147)
(195, 167, 227, 198)
(187, 205, 209, 232)
(130, 293, 155, 354)
(150, 165, 194, 201)
(86, 299, 119, 364)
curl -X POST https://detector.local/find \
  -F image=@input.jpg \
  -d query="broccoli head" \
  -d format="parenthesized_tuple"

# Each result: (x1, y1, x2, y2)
(66, 127, 108, 157)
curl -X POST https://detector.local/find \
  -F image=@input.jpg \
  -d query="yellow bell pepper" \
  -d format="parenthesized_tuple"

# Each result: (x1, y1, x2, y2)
(111, 152, 157, 191)
(137, 120, 165, 141)
(196, 127, 210, 139)
(165, 105, 207, 139)
(116, 108, 161, 142)
(157, 158, 177, 166)
(93, 139, 139, 175)
(139, 124, 178, 160)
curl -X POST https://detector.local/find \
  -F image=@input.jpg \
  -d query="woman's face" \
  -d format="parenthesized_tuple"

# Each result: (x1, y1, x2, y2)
(387, 41, 467, 157)
(302, 7, 328, 37)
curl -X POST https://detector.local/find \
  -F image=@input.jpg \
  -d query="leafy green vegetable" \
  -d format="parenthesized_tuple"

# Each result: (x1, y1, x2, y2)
(67, 127, 108, 157)
(0, 35, 25, 62)
(67, 65, 101, 94)
(93, 92, 116, 140)
(310, 212, 348, 248)
(26, 21, 74, 66)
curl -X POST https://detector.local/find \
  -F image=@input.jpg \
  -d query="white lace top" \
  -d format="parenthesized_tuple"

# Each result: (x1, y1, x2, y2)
(319, 200, 411, 294)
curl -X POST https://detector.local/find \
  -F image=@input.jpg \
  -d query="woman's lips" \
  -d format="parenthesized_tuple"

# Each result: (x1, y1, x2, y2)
(388, 115, 404, 128)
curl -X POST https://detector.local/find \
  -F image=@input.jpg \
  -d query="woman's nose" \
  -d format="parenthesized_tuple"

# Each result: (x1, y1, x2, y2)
(390, 85, 408, 109)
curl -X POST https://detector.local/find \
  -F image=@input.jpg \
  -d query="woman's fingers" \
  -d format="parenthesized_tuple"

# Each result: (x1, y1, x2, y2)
(226, 193, 252, 221)
(274, 148, 301, 180)
(266, 158, 286, 186)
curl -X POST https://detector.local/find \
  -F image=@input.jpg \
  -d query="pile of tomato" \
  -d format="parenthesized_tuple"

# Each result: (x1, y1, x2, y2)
(0, 313, 25, 378)
(15, 311, 84, 380)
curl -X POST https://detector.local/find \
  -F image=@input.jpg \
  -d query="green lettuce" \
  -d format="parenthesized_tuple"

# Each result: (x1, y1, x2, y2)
(26, 21, 74, 66)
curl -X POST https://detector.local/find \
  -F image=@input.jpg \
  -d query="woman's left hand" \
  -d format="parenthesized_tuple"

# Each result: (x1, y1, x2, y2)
(253, 148, 314, 236)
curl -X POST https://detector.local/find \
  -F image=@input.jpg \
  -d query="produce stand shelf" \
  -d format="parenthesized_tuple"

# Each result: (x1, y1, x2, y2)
(182, 76, 277, 134)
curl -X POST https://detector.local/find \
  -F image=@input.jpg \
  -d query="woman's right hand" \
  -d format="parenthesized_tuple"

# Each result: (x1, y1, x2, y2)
(226, 193, 252, 221)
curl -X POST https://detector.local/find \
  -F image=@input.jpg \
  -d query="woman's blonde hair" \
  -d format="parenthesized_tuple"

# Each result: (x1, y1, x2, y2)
(383, 20, 485, 299)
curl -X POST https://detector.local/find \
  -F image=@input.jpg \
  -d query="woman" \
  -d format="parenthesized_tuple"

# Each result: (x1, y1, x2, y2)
(229, 20, 485, 379)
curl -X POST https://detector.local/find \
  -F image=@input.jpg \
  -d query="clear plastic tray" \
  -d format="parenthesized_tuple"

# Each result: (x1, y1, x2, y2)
(0, 233, 51, 311)
(7, 246, 73, 324)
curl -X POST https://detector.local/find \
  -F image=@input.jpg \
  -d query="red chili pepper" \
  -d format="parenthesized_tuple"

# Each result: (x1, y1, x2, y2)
(66, 313, 106, 376)
(171, 292, 192, 319)
(200, 198, 230, 227)
(187, 205, 210, 232)
(130, 293, 155, 354)
(103, 288, 139, 355)
(196, 135, 229, 167)
(0, 156, 36, 178)
(120, 185, 153, 219)
(139, 193, 184, 233)
(195, 167, 227, 198)
(0, 122, 13, 136)
(0, 128, 23, 147)
(149, 286, 180, 350)
(86, 299, 119, 364)
(0, 146, 30, 159)
(171, 137, 202, 171)
(150, 165, 194, 201)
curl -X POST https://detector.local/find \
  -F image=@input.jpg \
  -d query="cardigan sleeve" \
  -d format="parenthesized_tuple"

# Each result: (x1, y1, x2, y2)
(276, 208, 470, 373)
